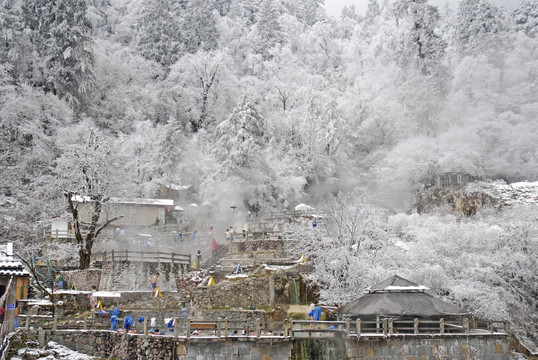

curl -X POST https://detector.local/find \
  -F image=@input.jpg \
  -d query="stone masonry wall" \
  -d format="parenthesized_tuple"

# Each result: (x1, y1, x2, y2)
(39, 330, 509, 360)
(229, 239, 285, 257)
(99, 261, 187, 291)
(61, 269, 101, 292)
(46, 330, 292, 360)
(99, 266, 292, 309)
(343, 335, 509, 360)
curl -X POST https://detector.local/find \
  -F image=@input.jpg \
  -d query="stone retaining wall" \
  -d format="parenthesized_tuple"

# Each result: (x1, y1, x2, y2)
(38, 330, 509, 360)
(46, 330, 292, 360)
(343, 335, 509, 360)
(229, 239, 285, 256)
(99, 261, 187, 291)
(99, 268, 293, 309)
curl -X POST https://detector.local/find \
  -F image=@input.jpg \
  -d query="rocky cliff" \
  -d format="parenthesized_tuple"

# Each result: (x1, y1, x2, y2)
(416, 181, 538, 216)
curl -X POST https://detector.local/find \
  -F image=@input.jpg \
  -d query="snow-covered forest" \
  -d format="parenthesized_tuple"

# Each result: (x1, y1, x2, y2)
(0, 0, 536, 347)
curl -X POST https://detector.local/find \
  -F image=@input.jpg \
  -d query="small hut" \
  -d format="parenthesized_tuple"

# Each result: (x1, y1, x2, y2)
(335, 275, 469, 328)
(0, 243, 30, 332)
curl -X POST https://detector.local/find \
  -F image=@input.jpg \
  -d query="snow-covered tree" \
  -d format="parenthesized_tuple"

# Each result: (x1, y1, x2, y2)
(137, 0, 183, 67)
(454, 0, 505, 59)
(180, 0, 219, 53)
(56, 125, 127, 269)
(167, 49, 237, 132)
(0, 65, 72, 249)
(21, 0, 95, 108)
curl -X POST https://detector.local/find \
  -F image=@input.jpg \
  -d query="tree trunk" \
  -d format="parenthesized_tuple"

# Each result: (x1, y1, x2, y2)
(79, 248, 91, 270)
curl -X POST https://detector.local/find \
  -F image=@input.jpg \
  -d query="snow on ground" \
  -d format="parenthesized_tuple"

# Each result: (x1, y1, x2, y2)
(13, 341, 95, 360)
(490, 181, 538, 205)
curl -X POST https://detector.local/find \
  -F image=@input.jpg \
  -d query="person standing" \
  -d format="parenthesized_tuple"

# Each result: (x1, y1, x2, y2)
(313, 302, 322, 321)
(208, 226, 213, 240)
(150, 272, 160, 298)
(211, 238, 218, 257)
(308, 302, 315, 330)
(154, 217, 160, 229)
(54, 273, 63, 290)
(89, 285, 98, 309)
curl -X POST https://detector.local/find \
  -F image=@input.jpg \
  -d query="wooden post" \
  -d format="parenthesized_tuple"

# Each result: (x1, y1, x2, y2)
(53, 315, 57, 331)
(289, 319, 293, 338)
(83, 318, 87, 330)
(141, 251, 144, 262)
(256, 318, 261, 339)
(173, 317, 179, 338)
(383, 318, 388, 335)
(246, 319, 250, 336)
(389, 319, 393, 335)
(111, 250, 115, 262)
(25, 315, 30, 330)
(489, 321, 494, 334)
(217, 318, 222, 338)
(224, 318, 229, 338)
(440, 318, 445, 334)
(144, 318, 148, 336)
(503, 321, 508, 334)
(414, 318, 419, 334)
(283, 318, 288, 337)
(356, 319, 361, 337)
(186, 320, 191, 339)
(464, 318, 470, 334)
(346, 319, 350, 335)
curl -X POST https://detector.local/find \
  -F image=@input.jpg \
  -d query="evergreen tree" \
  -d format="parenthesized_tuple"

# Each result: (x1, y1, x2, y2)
(253, 0, 285, 59)
(393, 0, 446, 76)
(181, 0, 219, 53)
(228, 0, 262, 26)
(454, 0, 505, 58)
(137, 0, 184, 67)
(21, 0, 95, 108)
(510, 1, 538, 38)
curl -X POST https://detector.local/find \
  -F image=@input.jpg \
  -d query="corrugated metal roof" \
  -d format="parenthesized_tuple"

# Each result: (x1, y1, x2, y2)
(0, 261, 24, 268)
(0, 259, 30, 276)
(72, 196, 174, 206)
(0, 269, 29, 276)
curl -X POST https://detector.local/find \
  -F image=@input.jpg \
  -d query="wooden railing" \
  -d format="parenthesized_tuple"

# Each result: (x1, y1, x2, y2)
(19, 316, 508, 339)
(91, 250, 191, 265)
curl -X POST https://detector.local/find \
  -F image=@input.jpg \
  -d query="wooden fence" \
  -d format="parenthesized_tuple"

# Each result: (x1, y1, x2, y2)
(19, 316, 508, 339)
(91, 250, 191, 265)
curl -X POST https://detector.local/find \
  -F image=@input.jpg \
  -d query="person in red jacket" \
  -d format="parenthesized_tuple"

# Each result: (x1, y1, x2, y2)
(211, 238, 218, 257)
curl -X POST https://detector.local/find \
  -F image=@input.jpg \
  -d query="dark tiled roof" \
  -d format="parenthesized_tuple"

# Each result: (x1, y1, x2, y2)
(336, 275, 469, 317)
(368, 275, 422, 292)
(336, 291, 469, 317)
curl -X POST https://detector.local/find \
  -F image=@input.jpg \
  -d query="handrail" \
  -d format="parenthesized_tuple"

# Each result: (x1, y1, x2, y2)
(92, 251, 191, 265)
(20, 316, 508, 338)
